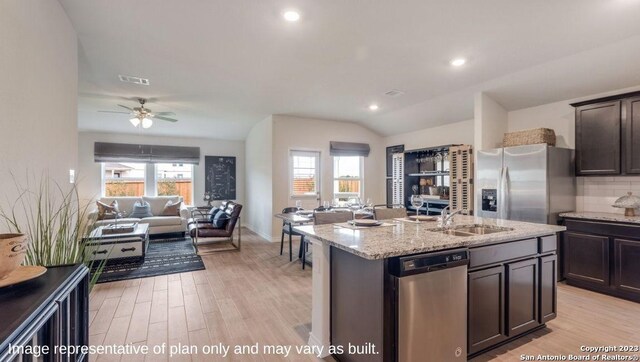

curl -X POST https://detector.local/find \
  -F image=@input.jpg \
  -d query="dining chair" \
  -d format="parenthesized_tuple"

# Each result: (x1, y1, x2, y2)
(373, 204, 407, 220)
(280, 206, 304, 261)
(298, 210, 353, 270)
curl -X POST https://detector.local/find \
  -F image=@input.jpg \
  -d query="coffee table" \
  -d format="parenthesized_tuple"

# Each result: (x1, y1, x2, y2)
(83, 223, 150, 262)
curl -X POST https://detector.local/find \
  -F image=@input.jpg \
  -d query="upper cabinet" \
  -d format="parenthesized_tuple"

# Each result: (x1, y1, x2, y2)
(572, 92, 640, 176)
(625, 97, 640, 174)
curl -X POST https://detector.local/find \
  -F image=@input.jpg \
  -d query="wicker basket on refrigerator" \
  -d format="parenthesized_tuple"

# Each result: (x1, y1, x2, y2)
(503, 128, 556, 147)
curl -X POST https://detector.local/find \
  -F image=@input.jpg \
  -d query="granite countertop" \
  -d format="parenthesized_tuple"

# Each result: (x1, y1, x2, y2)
(560, 212, 640, 225)
(294, 215, 565, 260)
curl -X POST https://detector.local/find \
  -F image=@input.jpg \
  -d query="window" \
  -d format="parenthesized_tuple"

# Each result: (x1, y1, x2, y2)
(333, 156, 362, 201)
(103, 162, 146, 197)
(290, 151, 320, 197)
(156, 163, 193, 205)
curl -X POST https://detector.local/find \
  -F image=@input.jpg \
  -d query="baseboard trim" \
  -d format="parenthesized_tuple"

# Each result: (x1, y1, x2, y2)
(308, 332, 331, 358)
(244, 224, 277, 242)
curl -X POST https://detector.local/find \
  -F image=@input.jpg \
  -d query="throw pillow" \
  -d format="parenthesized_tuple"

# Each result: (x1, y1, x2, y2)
(129, 201, 153, 218)
(208, 208, 221, 222)
(161, 200, 182, 216)
(96, 200, 120, 220)
(212, 211, 230, 228)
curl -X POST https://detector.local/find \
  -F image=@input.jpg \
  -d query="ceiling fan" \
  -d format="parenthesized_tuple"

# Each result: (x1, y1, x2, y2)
(98, 98, 178, 129)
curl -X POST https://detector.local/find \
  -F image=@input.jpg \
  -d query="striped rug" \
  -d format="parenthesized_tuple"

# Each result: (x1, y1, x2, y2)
(93, 236, 205, 284)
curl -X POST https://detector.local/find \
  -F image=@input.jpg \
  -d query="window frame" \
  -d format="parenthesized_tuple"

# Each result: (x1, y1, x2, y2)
(101, 162, 147, 198)
(100, 162, 195, 206)
(155, 163, 195, 206)
(289, 150, 321, 199)
(332, 155, 364, 201)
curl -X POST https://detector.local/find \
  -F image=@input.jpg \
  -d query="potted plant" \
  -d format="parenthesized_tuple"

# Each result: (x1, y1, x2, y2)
(0, 173, 105, 289)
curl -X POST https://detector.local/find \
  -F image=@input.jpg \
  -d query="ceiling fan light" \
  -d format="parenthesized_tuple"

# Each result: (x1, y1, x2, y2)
(142, 118, 153, 129)
(130, 117, 141, 127)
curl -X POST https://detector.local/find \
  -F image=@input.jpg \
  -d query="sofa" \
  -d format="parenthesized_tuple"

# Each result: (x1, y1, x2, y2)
(89, 196, 189, 235)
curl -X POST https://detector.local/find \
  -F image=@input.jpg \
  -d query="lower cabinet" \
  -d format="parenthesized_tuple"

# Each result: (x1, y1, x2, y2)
(468, 266, 506, 355)
(539, 255, 558, 323)
(613, 238, 640, 294)
(563, 220, 640, 302)
(506, 259, 539, 336)
(564, 232, 609, 285)
(468, 235, 557, 357)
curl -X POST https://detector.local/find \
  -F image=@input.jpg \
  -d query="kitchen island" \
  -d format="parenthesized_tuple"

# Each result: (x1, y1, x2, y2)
(295, 215, 565, 361)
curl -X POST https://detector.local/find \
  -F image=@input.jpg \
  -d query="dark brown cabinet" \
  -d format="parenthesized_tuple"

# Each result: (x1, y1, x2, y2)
(564, 232, 609, 285)
(0, 265, 89, 361)
(613, 238, 640, 294)
(539, 255, 558, 323)
(506, 259, 539, 336)
(468, 265, 506, 354)
(468, 235, 557, 357)
(575, 100, 621, 175)
(563, 219, 640, 302)
(625, 97, 640, 174)
(573, 91, 640, 176)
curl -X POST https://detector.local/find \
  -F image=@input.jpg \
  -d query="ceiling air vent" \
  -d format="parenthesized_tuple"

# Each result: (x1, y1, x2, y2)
(384, 89, 405, 97)
(118, 75, 150, 85)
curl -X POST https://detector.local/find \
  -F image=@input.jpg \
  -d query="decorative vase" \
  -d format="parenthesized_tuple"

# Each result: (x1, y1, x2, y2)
(0, 233, 28, 280)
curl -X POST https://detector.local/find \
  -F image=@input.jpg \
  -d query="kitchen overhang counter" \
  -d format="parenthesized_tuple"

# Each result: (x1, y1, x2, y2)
(294, 215, 565, 260)
(295, 216, 565, 360)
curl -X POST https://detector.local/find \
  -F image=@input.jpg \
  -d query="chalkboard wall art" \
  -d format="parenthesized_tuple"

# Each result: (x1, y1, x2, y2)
(205, 156, 237, 200)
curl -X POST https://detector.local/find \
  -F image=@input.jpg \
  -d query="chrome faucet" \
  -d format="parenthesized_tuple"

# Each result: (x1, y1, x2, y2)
(440, 206, 467, 227)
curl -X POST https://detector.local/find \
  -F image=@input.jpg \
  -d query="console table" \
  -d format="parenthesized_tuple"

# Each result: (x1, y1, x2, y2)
(0, 264, 89, 361)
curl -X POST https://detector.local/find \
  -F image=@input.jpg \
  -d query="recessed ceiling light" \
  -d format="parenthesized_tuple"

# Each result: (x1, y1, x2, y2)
(283, 10, 300, 22)
(369, 104, 379, 111)
(450, 58, 466, 67)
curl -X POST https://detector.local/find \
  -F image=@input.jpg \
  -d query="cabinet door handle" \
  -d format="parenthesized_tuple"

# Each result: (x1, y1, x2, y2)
(121, 247, 136, 253)
(93, 250, 108, 255)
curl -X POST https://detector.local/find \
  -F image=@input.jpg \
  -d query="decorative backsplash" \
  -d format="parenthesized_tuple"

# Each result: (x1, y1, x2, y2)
(577, 177, 640, 214)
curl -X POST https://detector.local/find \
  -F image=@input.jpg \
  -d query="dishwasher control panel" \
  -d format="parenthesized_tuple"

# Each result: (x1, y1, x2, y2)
(389, 249, 469, 277)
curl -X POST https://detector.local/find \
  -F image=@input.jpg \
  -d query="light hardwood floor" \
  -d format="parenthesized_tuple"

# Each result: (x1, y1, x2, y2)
(89, 228, 640, 361)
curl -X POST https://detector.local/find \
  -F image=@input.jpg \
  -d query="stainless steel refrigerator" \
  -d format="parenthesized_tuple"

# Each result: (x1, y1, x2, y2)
(475, 143, 575, 225)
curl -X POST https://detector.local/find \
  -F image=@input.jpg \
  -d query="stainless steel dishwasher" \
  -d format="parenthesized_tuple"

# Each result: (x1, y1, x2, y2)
(389, 248, 469, 362)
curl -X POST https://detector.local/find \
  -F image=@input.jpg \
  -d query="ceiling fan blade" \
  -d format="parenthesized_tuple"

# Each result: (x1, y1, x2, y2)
(118, 104, 134, 111)
(154, 111, 176, 116)
(154, 115, 179, 123)
(98, 110, 131, 114)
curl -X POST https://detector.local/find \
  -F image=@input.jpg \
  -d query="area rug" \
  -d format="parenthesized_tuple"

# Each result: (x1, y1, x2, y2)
(93, 236, 205, 284)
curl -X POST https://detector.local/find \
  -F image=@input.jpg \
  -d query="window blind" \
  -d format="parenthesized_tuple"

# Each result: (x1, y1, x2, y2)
(329, 141, 370, 157)
(94, 142, 200, 164)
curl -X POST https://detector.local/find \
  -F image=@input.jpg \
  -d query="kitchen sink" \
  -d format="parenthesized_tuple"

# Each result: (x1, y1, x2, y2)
(427, 224, 513, 237)
(454, 225, 513, 235)
(438, 229, 476, 237)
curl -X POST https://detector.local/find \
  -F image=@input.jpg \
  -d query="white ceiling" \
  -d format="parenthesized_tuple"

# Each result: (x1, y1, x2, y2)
(60, 0, 640, 139)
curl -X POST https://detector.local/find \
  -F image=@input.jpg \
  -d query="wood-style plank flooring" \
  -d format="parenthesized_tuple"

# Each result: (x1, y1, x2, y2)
(89, 228, 640, 361)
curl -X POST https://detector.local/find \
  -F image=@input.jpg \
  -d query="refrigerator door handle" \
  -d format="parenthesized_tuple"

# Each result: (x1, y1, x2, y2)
(497, 167, 505, 219)
(502, 166, 510, 219)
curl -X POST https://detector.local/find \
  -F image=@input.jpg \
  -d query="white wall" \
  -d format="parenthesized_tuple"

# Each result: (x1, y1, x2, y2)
(507, 101, 575, 149)
(0, 1, 78, 231)
(244, 117, 274, 240)
(271, 115, 384, 238)
(384, 119, 474, 149)
(77, 132, 245, 207)
(474, 92, 508, 151)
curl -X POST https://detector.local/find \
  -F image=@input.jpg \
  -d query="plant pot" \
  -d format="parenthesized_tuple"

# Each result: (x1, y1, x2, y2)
(0, 233, 28, 280)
